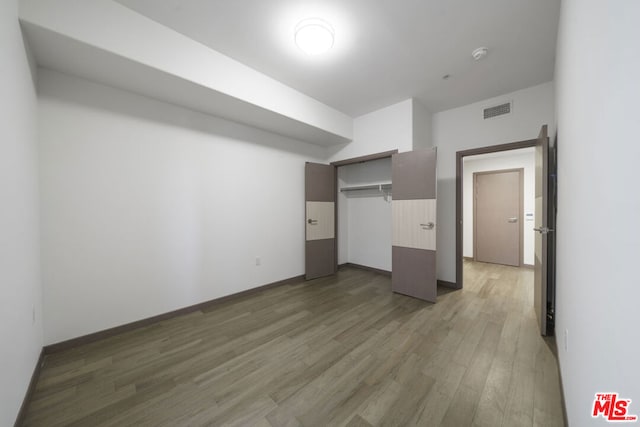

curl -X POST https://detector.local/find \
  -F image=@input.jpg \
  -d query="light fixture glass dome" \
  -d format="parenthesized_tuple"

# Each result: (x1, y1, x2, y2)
(295, 18, 335, 55)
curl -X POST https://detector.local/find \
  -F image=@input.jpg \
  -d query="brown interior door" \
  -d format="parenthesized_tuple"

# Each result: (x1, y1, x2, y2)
(391, 149, 438, 302)
(305, 162, 336, 280)
(474, 169, 523, 267)
(534, 125, 550, 335)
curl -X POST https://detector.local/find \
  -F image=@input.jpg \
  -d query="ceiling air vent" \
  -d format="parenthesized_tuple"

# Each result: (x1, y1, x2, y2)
(483, 102, 511, 119)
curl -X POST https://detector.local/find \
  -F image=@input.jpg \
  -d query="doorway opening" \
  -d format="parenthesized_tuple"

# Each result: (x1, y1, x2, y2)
(455, 127, 555, 336)
(462, 149, 536, 324)
(456, 139, 537, 286)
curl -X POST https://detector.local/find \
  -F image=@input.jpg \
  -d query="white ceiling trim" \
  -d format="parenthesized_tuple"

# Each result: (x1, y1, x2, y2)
(19, 0, 353, 146)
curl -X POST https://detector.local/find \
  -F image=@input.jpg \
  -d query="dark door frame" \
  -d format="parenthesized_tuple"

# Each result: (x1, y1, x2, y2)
(455, 139, 537, 289)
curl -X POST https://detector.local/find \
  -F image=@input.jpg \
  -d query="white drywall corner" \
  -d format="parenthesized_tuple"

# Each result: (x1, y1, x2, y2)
(0, 0, 43, 424)
(412, 99, 433, 150)
(328, 99, 414, 161)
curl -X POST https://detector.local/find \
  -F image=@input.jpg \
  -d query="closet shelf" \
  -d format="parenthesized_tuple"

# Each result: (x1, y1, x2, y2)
(339, 183, 392, 192)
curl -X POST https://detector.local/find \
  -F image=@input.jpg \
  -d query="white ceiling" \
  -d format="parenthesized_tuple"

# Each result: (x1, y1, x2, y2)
(115, 0, 560, 117)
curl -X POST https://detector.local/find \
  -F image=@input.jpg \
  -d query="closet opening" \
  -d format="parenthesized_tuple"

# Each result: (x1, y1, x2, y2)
(306, 147, 439, 302)
(331, 150, 397, 275)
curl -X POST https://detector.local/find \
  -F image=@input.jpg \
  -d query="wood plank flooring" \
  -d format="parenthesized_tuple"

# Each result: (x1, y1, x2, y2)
(21, 261, 565, 426)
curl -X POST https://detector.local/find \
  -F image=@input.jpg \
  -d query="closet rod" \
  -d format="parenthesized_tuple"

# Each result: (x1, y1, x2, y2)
(339, 183, 392, 192)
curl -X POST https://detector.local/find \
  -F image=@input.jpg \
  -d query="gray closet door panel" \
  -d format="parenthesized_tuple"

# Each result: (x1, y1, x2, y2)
(305, 162, 336, 280)
(305, 162, 336, 202)
(392, 246, 437, 303)
(392, 149, 437, 200)
(306, 239, 336, 280)
(391, 148, 438, 302)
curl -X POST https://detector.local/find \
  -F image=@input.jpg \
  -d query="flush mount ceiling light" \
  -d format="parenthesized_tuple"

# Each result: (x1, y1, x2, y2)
(472, 46, 489, 61)
(295, 18, 335, 55)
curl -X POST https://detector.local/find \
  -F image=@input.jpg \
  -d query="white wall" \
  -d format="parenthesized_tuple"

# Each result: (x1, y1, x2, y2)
(432, 81, 554, 282)
(463, 148, 535, 265)
(328, 99, 414, 162)
(0, 1, 43, 425)
(337, 158, 392, 271)
(38, 69, 326, 345)
(555, 1, 640, 425)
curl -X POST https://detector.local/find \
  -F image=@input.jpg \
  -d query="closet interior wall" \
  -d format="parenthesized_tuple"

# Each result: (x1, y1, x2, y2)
(337, 158, 392, 272)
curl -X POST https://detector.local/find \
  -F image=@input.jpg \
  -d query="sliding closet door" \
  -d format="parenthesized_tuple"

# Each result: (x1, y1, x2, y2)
(392, 149, 438, 302)
(305, 162, 337, 280)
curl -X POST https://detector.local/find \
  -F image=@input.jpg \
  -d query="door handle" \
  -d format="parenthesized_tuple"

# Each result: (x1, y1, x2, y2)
(307, 219, 318, 225)
(508, 217, 518, 223)
(533, 226, 554, 234)
(420, 222, 435, 230)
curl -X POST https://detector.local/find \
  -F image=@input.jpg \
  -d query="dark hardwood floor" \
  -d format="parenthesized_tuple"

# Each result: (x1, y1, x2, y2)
(21, 261, 564, 426)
